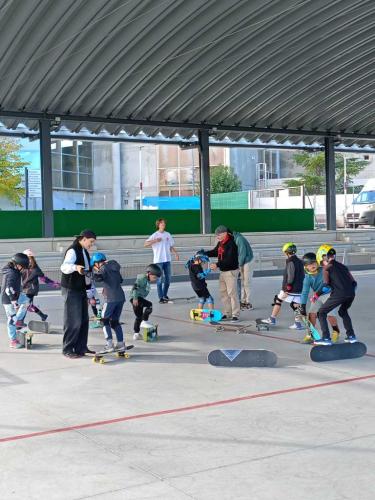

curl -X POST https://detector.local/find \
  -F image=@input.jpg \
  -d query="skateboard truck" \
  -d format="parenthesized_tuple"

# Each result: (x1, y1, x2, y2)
(255, 319, 270, 331)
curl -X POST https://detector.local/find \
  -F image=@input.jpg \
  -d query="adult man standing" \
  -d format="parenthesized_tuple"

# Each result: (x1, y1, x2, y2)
(230, 229, 254, 310)
(204, 225, 240, 322)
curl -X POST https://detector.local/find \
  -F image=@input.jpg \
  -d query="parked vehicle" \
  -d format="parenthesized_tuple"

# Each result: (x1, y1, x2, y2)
(344, 179, 375, 227)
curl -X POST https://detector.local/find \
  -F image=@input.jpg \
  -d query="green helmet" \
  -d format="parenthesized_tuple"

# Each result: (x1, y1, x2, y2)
(316, 244, 336, 265)
(282, 242, 297, 254)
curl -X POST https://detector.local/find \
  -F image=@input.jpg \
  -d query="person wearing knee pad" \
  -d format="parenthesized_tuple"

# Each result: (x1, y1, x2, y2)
(130, 264, 161, 340)
(315, 245, 357, 346)
(299, 252, 340, 344)
(91, 252, 126, 351)
(261, 243, 305, 329)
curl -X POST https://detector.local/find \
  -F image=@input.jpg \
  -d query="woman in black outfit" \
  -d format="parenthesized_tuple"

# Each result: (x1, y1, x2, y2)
(60, 229, 96, 358)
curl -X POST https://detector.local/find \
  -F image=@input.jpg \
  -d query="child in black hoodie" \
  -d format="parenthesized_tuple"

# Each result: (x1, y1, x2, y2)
(1, 253, 30, 348)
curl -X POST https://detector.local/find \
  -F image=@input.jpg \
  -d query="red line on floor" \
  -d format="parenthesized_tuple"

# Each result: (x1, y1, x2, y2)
(1, 373, 374, 444)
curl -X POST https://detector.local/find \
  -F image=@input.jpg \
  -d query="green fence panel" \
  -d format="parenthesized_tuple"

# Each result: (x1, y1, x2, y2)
(0, 211, 43, 239)
(211, 209, 314, 232)
(53, 210, 201, 237)
(211, 192, 248, 209)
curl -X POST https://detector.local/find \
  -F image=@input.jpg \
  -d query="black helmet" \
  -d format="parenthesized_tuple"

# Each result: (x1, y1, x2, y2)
(302, 252, 317, 266)
(146, 264, 162, 278)
(11, 253, 30, 268)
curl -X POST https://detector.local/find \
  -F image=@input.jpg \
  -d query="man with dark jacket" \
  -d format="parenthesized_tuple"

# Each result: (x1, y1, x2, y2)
(230, 230, 254, 309)
(204, 225, 240, 321)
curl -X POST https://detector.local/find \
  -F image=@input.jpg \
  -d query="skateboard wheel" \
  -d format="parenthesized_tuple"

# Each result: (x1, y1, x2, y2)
(99, 358, 105, 364)
(92, 357, 97, 363)
(125, 353, 130, 359)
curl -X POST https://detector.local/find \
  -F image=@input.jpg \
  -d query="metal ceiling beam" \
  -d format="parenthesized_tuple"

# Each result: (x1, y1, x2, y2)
(2, 109, 375, 141)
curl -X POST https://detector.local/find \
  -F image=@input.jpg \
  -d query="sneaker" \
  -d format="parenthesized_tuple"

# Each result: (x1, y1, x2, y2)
(221, 315, 230, 321)
(40, 313, 48, 322)
(331, 330, 340, 343)
(301, 334, 313, 344)
(345, 334, 357, 343)
(240, 302, 247, 310)
(231, 316, 239, 323)
(289, 322, 305, 330)
(140, 320, 153, 329)
(9, 339, 23, 349)
(15, 320, 27, 329)
(116, 342, 125, 351)
(63, 352, 82, 358)
(133, 332, 143, 340)
(105, 340, 114, 352)
(159, 298, 168, 304)
(246, 303, 254, 310)
(85, 348, 96, 354)
(314, 337, 332, 346)
(261, 317, 276, 325)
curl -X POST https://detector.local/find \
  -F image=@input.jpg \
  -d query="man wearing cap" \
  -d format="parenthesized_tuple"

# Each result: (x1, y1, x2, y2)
(60, 229, 97, 358)
(204, 226, 240, 322)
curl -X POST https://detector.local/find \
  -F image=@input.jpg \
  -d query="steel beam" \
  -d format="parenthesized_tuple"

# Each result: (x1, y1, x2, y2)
(198, 129, 211, 234)
(324, 136, 336, 230)
(39, 119, 54, 237)
(2, 109, 375, 141)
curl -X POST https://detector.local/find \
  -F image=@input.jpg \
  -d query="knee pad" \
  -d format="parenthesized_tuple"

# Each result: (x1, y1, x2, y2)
(102, 318, 110, 327)
(290, 301, 298, 312)
(272, 294, 283, 307)
(144, 306, 153, 316)
(109, 319, 120, 329)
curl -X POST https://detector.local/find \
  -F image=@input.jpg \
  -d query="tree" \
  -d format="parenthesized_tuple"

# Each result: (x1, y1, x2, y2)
(284, 151, 367, 195)
(210, 164, 242, 194)
(0, 138, 29, 206)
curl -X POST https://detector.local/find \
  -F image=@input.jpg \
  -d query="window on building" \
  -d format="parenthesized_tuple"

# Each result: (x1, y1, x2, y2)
(52, 140, 93, 190)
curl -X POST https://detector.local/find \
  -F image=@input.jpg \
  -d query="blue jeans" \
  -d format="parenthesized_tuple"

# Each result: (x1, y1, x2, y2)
(156, 261, 171, 299)
(3, 293, 29, 341)
(101, 301, 124, 343)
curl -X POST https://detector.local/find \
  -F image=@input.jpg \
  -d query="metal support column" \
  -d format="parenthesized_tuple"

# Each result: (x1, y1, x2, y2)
(324, 136, 336, 230)
(198, 129, 211, 234)
(39, 119, 54, 237)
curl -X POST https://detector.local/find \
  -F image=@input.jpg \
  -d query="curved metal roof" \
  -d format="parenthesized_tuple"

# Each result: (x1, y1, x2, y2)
(1, 0, 375, 145)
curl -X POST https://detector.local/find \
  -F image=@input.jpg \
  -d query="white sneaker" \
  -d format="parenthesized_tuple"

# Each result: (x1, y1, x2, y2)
(115, 342, 125, 351)
(289, 322, 305, 330)
(140, 320, 153, 329)
(105, 340, 114, 352)
(133, 332, 142, 340)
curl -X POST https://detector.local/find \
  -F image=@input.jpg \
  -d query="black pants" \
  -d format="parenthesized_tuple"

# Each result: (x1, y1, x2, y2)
(62, 288, 89, 354)
(318, 295, 355, 339)
(131, 297, 152, 333)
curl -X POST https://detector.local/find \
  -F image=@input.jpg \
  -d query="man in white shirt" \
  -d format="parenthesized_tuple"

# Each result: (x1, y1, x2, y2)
(144, 218, 179, 303)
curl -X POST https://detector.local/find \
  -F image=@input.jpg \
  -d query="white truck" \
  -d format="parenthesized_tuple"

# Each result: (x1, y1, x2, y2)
(344, 179, 375, 227)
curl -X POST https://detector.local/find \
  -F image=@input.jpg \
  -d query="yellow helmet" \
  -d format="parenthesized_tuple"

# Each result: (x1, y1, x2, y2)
(282, 242, 297, 254)
(316, 244, 336, 265)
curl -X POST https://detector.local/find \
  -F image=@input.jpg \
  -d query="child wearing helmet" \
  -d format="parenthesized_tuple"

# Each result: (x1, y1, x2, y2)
(261, 243, 305, 329)
(186, 251, 214, 310)
(315, 244, 358, 345)
(1, 253, 30, 348)
(130, 264, 161, 340)
(299, 252, 340, 343)
(91, 252, 127, 351)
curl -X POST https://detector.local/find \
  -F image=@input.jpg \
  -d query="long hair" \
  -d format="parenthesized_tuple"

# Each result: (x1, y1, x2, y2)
(28, 256, 37, 268)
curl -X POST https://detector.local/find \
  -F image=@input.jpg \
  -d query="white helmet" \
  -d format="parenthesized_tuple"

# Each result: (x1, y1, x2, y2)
(23, 249, 34, 257)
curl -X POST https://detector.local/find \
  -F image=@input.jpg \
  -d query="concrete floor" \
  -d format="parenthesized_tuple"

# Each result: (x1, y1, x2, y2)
(0, 273, 374, 500)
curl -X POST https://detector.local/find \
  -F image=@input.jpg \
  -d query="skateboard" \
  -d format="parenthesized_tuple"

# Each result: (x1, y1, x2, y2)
(142, 323, 159, 342)
(165, 296, 196, 304)
(89, 319, 102, 329)
(210, 321, 255, 334)
(299, 315, 321, 341)
(28, 320, 49, 334)
(92, 345, 134, 364)
(310, 341, 367, 362)
(208, 349, 277, 367)
(21, 321, 50, 349)
(190, 308, 223, 322)
(255, 318, 270, 331)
